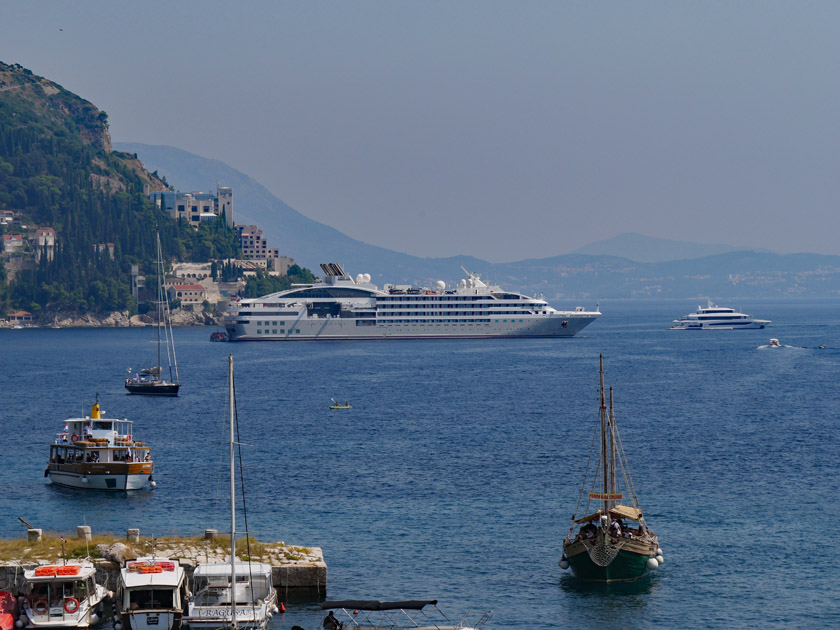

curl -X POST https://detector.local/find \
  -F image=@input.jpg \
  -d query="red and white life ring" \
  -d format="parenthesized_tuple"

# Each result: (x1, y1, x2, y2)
(70, 434, 80, 443)
(126, 434, 132, 442)
(64, 597, 79, 614)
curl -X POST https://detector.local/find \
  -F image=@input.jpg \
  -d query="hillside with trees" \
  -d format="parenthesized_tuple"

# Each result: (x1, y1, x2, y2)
(0, 61, 240, 316)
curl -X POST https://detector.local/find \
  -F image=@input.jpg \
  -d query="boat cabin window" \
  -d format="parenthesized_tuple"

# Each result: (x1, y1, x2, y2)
(28, 580, 88, 606)
(93, 421, 112, 430)
(129, 588, 174, 610)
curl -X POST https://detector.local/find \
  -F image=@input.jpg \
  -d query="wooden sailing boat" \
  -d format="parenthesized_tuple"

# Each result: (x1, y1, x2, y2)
(125, 232, 180, 396)
(560, 355, 664, 582)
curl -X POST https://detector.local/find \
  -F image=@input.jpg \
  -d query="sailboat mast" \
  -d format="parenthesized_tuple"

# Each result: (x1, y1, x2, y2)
(156, 234, 162, 374)
(228, 353, 237, 630)
(599, 355, 608, 515)
(609, 387, 617, 510)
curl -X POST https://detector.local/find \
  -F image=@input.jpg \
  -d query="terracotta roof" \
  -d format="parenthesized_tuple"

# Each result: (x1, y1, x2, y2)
(171, 284, 205, 291)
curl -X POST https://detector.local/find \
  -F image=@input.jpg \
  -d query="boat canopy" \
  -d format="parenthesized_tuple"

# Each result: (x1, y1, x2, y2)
(575, 505, 643, 524)
(610, 504, 643, 521)
(574, 510, 604, 524)
(321, 600, 438, 611)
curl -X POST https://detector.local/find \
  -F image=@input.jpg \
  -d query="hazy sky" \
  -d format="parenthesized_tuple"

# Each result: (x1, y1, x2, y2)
(2, 1, 839, 262)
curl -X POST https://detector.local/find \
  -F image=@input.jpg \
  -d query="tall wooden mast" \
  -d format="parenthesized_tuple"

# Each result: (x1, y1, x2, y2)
(599, 354, 608, 515)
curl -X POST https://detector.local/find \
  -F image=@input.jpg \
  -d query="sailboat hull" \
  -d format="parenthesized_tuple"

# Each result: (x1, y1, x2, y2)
(563, 538, 656, 583)
(125, 381, 180, 396)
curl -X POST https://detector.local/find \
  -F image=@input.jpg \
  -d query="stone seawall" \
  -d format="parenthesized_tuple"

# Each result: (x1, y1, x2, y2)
(0, 533, 327, 601)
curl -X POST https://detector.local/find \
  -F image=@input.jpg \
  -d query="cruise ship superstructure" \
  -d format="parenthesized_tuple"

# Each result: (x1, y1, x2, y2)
(224, 263, 600, 341)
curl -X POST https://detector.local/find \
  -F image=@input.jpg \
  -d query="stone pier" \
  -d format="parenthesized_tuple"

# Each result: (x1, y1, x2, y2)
(0, 531, 327, 600)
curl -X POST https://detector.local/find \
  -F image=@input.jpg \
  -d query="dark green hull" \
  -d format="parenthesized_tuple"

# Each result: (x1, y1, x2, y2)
(565, 547, 651, 583)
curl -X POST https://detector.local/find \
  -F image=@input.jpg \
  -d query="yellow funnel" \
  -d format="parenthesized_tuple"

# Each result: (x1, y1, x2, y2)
(91, 402, 101, 419)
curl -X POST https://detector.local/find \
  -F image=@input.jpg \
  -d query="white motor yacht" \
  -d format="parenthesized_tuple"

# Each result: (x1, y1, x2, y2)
(669, 301, 770, 330)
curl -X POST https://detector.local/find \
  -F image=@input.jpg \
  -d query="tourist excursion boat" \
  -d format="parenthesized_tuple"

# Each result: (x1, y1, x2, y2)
(45, 398, 154, 491)
(669, 301, 770, 330)
(320, 599, 492, 630)
(560, 356, 663, 582)
(19, 562, 109, 629)
(126, 233, 180, 395)
(115, 558, 188, 630)
(224, 263, 600, 341)
(183, 355, 278, 630)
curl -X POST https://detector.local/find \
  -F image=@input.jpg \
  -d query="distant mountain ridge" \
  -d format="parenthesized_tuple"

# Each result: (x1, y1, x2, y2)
(573, 232, 771, 262)
(116, 142, 840, 300)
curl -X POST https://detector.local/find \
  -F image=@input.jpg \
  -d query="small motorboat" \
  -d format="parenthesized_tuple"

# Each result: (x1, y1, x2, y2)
(209, 331, 228, 342)
(20, 561, 109, 629)
(769, 338, 781, 348)
(329, 398, 351, 410)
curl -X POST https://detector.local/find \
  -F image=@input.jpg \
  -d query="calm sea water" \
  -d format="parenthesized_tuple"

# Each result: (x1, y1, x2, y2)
(1, 299, 839, 629)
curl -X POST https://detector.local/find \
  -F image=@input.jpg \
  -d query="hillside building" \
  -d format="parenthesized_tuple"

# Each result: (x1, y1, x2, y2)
(167, 283, 206, 305)
(34, 228, 56, 262)
(150, 186, 233, 228)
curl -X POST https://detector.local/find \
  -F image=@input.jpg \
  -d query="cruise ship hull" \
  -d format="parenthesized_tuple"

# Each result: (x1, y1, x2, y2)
(226, 313, 598, 341)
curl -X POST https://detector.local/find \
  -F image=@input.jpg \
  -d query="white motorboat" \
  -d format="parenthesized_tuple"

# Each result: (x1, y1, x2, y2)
(769, 338, 781, 348)
(115, 558, 188, 630)
(320, 600, 492, 630)
(669, 301, 770, 330)
(224, 263, 600, 341)
(20, 562, 109, 629)
(185, 563, 276, 630)
(45, 398, 154, 491)
(183, 355, 278, 630)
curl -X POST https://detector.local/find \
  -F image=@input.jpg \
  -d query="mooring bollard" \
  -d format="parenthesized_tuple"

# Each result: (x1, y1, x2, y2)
(126, 529, 140, 543)
(204, 529, 218, 540)
(27, 529, 42, 542)
(77, 525, 92, 541)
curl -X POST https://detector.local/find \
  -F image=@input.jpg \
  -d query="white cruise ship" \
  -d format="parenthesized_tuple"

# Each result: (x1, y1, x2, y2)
(669, 301, 770, 330)
(224, 263, 600, 341)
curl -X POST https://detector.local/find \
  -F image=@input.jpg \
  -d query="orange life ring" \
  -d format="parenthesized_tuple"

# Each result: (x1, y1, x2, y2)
(64, 597, 79, 614)
(33, 599, 48, 614)
(70, 434, 80, 443)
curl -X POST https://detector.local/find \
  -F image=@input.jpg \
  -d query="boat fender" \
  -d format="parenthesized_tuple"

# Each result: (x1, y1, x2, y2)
(646, 557, 659, 570)
(33, 600, 48, 615)
(64, 598, 79, 614)
(70, 434, 80, 443)
(114, 623, 123, 630)
(656, 554, 664, 565)
(656, 547, 663, 556)
(15, 619, 24, 628)
(89, 612, 100, 625)
(558, 557, 569, 570)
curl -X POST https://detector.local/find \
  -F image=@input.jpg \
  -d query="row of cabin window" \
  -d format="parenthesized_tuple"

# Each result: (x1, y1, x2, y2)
(256, 329, 300, 334)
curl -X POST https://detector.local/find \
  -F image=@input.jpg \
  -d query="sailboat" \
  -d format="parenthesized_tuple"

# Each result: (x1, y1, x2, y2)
(126, 232, 180, 396)
(560, 355, 664, 582)
(183, 355, 278, 630)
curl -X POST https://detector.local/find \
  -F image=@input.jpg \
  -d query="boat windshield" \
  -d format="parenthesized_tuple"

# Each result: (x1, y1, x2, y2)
(192, 575, 271, 606)
(129, 588, 174, 610)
